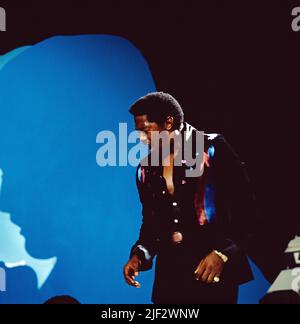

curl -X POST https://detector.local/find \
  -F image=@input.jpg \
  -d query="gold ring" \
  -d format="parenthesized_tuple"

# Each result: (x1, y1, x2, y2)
(213, 276, 220, 283)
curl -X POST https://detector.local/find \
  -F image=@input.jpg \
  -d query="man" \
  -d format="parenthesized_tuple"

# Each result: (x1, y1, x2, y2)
(123, 92, 257, 304)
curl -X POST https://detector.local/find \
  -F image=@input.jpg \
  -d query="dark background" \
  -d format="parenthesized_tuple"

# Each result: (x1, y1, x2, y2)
(0, 0, 299, 281)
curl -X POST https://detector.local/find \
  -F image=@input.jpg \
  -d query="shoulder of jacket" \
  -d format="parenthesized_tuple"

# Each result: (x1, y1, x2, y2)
(204, 133, 223, 142)
(184, 122, 222, 142)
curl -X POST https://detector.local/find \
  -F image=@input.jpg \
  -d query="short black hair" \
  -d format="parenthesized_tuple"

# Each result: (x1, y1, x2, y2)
(129, 92, 184, 130)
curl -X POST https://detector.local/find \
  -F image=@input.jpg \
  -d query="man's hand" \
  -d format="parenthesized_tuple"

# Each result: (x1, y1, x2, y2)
(123, 255, 142, 288)
(194, 251, 225, 284)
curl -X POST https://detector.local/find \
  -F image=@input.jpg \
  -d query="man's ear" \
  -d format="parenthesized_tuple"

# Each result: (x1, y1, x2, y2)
(164, 116, 174, 131)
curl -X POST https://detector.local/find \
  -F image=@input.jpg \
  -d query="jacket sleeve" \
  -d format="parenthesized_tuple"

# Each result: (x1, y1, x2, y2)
(212, 136, 260, 263)
(129, 165, 158, 271)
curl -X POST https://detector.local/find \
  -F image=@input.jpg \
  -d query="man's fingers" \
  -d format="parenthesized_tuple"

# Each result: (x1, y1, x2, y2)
(125, 274, 135, 286)
(125, 275, 135, 286)
(125, 277, 135, 286)
(195, 266, 205, 280)
(123, 265, 141, 288)
(194, 260, 204, 274)
(200, 268, 211, 282)
(207, 272, 216, 284)
(123, 265, 133, 278)
(126, 276, 141, 288)
(195, 262, 206, 280)
(125, 275, 141, 288)
(134, 281, 141, 288)
(124, 266, 136, 285)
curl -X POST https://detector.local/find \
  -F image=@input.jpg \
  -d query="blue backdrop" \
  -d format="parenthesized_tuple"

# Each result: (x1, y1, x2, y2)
(0, 35, 269, 304)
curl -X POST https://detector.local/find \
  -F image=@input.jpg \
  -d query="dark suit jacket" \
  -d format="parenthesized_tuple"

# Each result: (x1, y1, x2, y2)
(130, 122, 257, 298)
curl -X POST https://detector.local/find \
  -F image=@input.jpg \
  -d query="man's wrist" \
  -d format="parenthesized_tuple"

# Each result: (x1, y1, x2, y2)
(213, 250, 229, 263)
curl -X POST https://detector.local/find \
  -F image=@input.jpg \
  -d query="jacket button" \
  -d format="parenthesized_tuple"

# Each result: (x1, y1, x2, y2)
(174, 219, 179, 224)
(172, 202, 178, 206)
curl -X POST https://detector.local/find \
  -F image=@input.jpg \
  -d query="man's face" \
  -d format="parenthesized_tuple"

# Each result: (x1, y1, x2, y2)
(134, 114, 165, 147)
